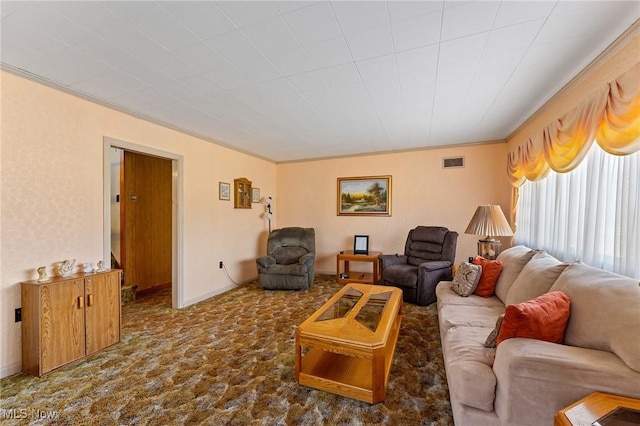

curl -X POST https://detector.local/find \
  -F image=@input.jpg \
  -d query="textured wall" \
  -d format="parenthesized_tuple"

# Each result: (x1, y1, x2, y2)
(0, 72, 276, 376)
(276, 143, 511, 274)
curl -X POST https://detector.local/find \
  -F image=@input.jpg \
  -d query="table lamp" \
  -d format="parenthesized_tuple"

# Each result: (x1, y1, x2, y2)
(465, 205, 513, 260)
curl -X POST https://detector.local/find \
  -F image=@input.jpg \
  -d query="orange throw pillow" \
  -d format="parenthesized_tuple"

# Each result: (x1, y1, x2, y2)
(472, 256, 504, 297)
(497, 291, 571, 345)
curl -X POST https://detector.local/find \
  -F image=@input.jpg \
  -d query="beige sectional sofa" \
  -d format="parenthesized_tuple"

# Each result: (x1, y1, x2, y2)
(436, 245, 640, 425)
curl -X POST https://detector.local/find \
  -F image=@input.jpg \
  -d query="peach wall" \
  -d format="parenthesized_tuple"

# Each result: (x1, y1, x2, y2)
(0, 71, 276, 377)
(276, 143, 511, 274)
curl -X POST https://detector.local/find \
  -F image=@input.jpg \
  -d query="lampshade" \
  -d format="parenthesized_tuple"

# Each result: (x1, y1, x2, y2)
(465, 205, 513, 240)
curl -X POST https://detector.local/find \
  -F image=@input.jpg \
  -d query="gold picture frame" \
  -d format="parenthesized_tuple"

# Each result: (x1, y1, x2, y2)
(337, 175, 391, 216)
(219, 182, 230, 201)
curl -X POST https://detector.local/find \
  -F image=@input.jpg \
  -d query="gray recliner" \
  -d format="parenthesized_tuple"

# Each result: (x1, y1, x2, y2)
(256, 227, 316, 290)
(379, 226, 458, 306)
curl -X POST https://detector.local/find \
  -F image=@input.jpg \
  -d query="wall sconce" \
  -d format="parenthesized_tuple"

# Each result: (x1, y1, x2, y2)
(465, 205, 513, 260)
(263, 196, 273, 233)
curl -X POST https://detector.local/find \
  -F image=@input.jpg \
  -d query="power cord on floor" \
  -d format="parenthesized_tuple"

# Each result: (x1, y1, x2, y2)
(222, 263, 244, 286)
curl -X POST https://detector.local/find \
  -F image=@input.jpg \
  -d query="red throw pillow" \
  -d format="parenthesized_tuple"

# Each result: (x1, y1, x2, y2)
(497, 291, 571, 345)
(472, 256, 504, 297)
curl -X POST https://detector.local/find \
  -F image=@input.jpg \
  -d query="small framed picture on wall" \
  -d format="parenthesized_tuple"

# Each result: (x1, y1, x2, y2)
(252, 188, 260, 203)
(219, 182, 230, 201)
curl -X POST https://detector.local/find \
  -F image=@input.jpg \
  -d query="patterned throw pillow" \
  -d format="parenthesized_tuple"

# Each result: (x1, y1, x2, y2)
(484, 314, 505, 348)
(451, 262, 482, 297)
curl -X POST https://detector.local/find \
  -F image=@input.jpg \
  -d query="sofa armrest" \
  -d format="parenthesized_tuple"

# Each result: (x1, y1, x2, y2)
(493, 338, 640, 426)
(256, 256, 276, 270)
(379, 254, 407, 268)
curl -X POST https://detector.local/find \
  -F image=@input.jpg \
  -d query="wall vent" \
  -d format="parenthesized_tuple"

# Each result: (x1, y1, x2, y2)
(443, 156, 465, 169)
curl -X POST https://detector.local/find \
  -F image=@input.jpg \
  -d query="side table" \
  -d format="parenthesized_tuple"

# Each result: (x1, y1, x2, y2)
(555, 392, 640, 426)
(336, 250, 382, 285)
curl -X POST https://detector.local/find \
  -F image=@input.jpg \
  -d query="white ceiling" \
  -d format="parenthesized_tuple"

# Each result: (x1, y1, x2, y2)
(2, 1, 638, 162)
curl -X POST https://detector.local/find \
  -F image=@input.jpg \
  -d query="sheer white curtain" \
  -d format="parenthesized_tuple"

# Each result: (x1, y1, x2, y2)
(515, 142, 639, 279)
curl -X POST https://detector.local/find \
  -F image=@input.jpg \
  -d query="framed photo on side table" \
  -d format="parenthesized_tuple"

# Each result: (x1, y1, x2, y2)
(354, 235, 369, 255)
(219, 182, 230, 200)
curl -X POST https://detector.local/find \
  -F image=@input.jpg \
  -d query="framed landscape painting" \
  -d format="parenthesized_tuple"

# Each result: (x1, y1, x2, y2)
(337, 175, 391, 216)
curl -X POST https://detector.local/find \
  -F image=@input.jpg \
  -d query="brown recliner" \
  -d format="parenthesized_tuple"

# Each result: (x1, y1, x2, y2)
(379, 226, 458, 305)
(256, 227, 315, 290)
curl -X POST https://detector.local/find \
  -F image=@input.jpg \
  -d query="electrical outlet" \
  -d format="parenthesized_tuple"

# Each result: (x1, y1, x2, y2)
(15, 308, 21, 323)
(219, 261, 223, 269)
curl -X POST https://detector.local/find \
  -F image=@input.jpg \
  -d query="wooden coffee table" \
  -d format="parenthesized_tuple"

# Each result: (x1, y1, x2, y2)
(555, 392, 640, 426)
(295, 283, 403, 404)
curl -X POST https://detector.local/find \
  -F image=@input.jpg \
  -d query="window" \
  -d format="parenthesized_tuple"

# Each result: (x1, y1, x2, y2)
(515, 142, 639, 279)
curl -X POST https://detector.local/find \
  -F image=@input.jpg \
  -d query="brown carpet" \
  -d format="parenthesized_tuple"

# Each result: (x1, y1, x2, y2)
(1, 275, 453, 425)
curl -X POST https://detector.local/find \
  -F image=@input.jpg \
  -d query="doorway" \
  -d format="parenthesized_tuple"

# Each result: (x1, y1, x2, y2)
(103, 137, 184, 309)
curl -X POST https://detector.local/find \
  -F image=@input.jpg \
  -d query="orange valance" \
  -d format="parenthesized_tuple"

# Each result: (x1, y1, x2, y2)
(508, 63, 640, 187)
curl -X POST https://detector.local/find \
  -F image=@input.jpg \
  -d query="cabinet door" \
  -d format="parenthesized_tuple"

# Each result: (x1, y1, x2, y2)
(85, 272, 121, 355)
(41, 279, 86, 373)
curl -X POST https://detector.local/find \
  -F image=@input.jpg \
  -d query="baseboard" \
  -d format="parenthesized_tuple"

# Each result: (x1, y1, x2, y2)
(183, 283, 238, 307)
(1, 361, 22, 379)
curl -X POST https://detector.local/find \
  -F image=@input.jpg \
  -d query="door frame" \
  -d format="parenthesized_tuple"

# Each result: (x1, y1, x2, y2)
(102, 136, 184, 309)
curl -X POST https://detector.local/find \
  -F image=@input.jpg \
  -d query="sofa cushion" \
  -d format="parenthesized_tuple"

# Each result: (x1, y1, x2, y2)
(272, 247, 307, 265)
(439, 304, 505, 336)
(497, 291, 571, 345)
(451, 262, 482, 296)
(549, 262, 640, 372)
(494, 245, 539, 303)
(472, 256, 504, 297)
(443, 326, 497, 412)
(505, 251, 569, 306)
(436, 282, 505, 308)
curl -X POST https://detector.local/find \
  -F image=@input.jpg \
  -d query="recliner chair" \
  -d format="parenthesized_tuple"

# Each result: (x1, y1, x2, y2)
(379, 226, 458, 305)
(256, 227, 315, 290)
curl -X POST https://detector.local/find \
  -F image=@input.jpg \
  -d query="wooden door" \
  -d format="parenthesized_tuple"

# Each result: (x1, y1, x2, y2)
(40, 279, 85, 374)
(85, 272, 121, 355)
(123, 152, 172, 293)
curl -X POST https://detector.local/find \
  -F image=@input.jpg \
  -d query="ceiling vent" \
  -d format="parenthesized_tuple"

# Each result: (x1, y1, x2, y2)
(443, 156, 465, 169)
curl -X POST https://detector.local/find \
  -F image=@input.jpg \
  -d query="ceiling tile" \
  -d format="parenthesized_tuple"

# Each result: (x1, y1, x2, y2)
(438, 32, 488, 66)
(287, 71, 329, 93)
(441, 1, 501, 41)
(484, 19, 544, 56)
(331, 1, 389, 36)
(242, 16, 301, 56)
(345, 26, 394, 61)
(493, 1, 556, 28)
(273, 1, 317, 15)
(356, 55, 397, 81)
(233, 56, 283, 83)
(395, 44, 439, 73)
(268, 47, 316, 76)
(283, 2, 342, 45)
(206, 30, 264, 64)
(303, 37, 353, 69)
(391, 11, 441, 51)
(175, 42, 230, 73)
(100, 1, 200, 51)
(388, 1, 444, 22)
(216, 1, 280, 28)
(320, 63, 362, 87)
(159, 2, 238, 40)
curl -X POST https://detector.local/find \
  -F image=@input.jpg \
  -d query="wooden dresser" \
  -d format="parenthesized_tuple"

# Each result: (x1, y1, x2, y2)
(21, 270, 122, 376)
